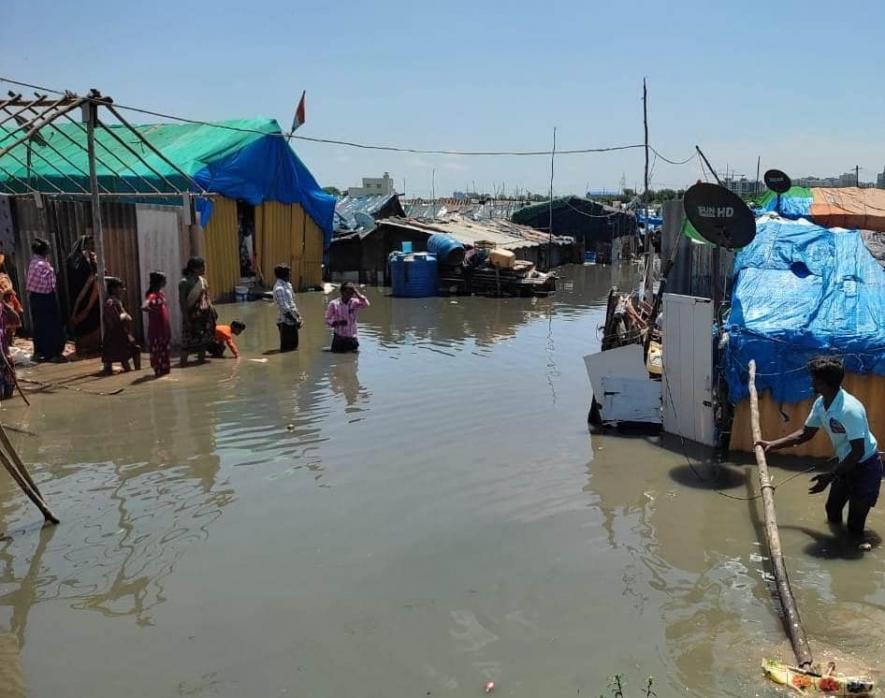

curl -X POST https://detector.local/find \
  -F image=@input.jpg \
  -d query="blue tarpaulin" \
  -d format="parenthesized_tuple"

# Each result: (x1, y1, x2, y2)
(724, 218, 885, 404)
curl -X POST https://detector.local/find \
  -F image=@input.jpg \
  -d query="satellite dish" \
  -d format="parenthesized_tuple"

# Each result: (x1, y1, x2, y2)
(683, 183, 756, 248)
(764, 169, 792, 194)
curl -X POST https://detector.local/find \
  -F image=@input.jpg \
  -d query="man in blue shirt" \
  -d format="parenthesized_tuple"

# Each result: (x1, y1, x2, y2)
(757, 356, 883, 541)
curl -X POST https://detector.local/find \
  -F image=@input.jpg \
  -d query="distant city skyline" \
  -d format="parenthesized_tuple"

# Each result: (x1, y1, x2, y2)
(3, 0, 885, 198)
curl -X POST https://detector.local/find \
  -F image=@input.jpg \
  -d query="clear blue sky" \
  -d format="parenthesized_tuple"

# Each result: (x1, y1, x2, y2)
(3, 0, 884, 197)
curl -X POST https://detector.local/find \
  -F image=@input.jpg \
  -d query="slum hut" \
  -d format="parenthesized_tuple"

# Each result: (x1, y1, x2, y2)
(335, 193, 405, 233)
(328, 214, 575, 285)
(721, 216, 885, 457)
(0, 117, 335, 308)
(511, 196, 638, 263)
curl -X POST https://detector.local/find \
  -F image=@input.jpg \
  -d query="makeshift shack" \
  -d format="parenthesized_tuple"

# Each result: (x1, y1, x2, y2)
(724, 217, 885, 456)
(328, 214, 575, 284)
(0, 117, 335, 301)
(335, 193, 404, 233)
(511, 196, 638, 263)
(756, 186, 885, 232)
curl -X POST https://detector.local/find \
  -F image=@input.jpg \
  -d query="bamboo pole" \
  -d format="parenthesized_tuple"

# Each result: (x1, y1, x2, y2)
(0, 440, 57, 524)
(0, 423, 40, 498)
(748, 359, 813, 668)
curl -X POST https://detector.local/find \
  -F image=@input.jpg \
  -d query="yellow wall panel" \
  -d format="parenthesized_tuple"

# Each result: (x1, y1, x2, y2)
(302, 213, 324, 289)
(203, 197, 240, 301)
(730, 372, 885, 457)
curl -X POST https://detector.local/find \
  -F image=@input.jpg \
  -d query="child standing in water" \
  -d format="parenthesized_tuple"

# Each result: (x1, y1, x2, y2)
(102, 277, 141, 374)
(142, 271, 172, 377)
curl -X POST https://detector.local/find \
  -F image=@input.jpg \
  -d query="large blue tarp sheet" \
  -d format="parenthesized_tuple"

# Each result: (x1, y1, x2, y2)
(724, 218, 885, 404)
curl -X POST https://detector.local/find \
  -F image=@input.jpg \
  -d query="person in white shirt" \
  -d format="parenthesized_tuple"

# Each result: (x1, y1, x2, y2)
(758, 356, 882, 542)
(272, 264, 302, 353)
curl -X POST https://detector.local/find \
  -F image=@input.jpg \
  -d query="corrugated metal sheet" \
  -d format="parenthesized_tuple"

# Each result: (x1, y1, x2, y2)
(136, 204, 186, 347)
(11, 196, 90, 335)
(203, 197, 239, 301)
(730, 372, 885, 458)
(303, 211, 324, 289)
(256, 201, 300, 289)
(101, 202, 143, 341)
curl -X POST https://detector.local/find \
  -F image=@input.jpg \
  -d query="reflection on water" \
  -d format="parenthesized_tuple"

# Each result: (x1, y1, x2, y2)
(0, 262, 881, 696)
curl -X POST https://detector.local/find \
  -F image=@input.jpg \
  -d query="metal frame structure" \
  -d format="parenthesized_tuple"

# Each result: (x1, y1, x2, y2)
(0, 88, 214, 335)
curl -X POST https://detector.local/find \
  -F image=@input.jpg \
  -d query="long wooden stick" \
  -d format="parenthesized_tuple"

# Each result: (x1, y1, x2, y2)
(0, 422, 41, 498)
(748, 360, 813, 668)
(0, 442, 57, 524)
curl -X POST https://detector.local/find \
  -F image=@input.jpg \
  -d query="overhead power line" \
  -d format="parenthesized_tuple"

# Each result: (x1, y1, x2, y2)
(0, 76, 698, 162)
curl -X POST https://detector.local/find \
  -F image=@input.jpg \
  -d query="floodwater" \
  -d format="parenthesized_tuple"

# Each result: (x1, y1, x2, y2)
(0, 264, 883, 697)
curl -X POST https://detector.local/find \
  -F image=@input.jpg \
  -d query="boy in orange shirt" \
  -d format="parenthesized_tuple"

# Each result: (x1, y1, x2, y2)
(208, 320, 245, 358)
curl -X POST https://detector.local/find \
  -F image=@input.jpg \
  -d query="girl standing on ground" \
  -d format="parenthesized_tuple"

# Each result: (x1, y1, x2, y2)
(102, 277, 141, 374)
(178, 257, 216, 365)
(142, 271, 172, 377)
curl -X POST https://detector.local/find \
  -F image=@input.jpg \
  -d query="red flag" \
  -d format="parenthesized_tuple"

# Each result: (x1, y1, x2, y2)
(291, 91, 306, 133)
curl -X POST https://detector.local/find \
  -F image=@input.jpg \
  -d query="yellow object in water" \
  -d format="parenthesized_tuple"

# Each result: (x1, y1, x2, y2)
(762, 658, 874, 696)
(646, 341, 662, 376)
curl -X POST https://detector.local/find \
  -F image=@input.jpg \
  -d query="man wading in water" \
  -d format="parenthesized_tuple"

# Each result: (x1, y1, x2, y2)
(757, 356, 883, 548)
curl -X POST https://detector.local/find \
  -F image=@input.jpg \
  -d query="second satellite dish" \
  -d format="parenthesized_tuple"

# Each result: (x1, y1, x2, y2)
(683, 183, 756, 248)
(764, 169, 792, 194)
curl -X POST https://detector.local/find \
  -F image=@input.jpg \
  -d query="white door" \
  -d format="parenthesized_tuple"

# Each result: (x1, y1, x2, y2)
(662, 294, 715, 446)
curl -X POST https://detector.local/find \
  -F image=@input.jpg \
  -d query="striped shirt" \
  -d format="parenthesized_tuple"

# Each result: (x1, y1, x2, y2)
(272, 279, 300, 326)
(324, 296, 369, 339)
(26, 255, 56, 294)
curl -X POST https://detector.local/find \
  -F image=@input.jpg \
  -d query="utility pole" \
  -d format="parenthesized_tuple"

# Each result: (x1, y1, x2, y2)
(856, 165, 860, 188)
(548, 126, 556, 271)
(755, 156, 761, 196)
(431, 168, 436, 204)
(642, 78, 653, 301)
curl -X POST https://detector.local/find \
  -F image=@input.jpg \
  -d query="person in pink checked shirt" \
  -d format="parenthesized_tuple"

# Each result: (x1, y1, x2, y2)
(324, 281, 369, 353)
(26, 238, 66, 363)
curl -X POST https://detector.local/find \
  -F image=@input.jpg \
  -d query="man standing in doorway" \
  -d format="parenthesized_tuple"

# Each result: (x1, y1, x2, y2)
(757, 356, 882, 545)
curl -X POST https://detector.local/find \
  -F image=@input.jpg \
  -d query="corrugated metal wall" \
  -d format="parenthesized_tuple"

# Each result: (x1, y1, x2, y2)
(101, 202, 144, 341)
(661, 199, 734, 299)
(256, 201, 300, 289)
(302, 211, 324, 289)
(203, 197, 239, 301)
(9, 197, 144, 337)
(255, 202, 324, 291)
(136, 204, 187, 347)
(730, 373, 885, 458)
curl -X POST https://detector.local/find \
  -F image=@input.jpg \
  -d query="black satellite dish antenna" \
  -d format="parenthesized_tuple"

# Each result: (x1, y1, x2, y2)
(764, 169, 792, 215)
(683, 182, 756, 249)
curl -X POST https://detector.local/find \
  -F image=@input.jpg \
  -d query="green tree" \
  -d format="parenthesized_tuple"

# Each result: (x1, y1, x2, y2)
(656, 189, 677, 201)
(323, 186, 342, 197)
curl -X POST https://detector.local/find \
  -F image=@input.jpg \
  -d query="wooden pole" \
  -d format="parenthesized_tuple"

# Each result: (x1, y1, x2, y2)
(85, 98, 107, 342)
(642, 79, 652, 301)
(548, 126, 556, 272)
(748, 360, 813, 668)
(0, 441, 58, 524)
(0, 423, 40, 497)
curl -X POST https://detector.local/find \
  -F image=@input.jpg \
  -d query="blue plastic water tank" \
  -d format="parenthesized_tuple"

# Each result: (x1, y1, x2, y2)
(426, 234, 466, 266)
(389, 252, 438, 297)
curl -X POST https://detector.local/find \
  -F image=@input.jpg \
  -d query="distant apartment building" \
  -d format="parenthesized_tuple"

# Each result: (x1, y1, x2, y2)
(794, 172, 862, 188)
(347, 172, 395, 197)
(723, 177, 760, 197)
(878, 167, 885, 188)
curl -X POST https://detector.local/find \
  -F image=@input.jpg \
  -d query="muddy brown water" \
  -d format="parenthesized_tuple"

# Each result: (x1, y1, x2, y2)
(0, 264, 882, 697)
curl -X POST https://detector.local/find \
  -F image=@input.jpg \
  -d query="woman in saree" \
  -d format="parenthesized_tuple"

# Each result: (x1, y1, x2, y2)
(66, 235, 100, 355)
(178, 257, 217, 365)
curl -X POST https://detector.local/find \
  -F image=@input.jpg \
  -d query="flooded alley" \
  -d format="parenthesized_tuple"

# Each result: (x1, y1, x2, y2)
(0, 264, 883, 697)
